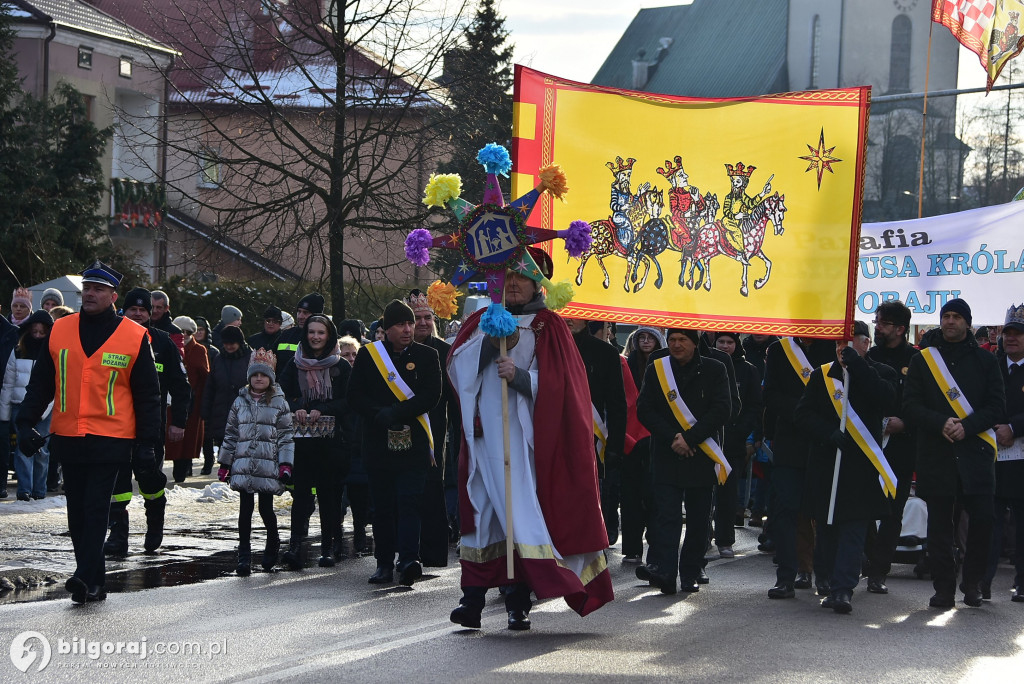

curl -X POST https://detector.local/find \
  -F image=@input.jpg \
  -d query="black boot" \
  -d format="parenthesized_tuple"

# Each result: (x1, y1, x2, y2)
(262, 527, 280, 571)
(353, 526, 367, 555)
(143, 495, 166, 553)
(282, 516, 308, 571)
(237, 543, 252, 576)
(104, 505, 130, 556)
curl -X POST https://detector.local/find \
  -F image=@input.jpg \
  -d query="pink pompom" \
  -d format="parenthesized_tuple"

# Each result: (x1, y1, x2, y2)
(559, 220, 593, 258)
(405, 229, 433, 266)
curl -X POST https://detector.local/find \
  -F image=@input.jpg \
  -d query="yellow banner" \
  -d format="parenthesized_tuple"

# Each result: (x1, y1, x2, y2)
(512, 66, 869, 338)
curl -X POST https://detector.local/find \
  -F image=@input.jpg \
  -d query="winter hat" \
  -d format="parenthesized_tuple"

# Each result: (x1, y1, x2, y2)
(338, 318, 365, 340)
(248, 348, 277, 384)
(123, 287, 152, 313)
(262, 305, 283, 322)
(220, 305, 242, 325)
(716, 331, 742, 347)
(11, 287, 32, 310)
(587, 321, 607, 336)
(382, 299, 415, 329)
(40, 288, 64, 308)
(281, 311, 295, 330)
(667, 328, 700, 346)
(24, 309, 54, 328)
(939, 298, 972, 327)
(633, 326, 666, 348)
(296, 293, 325, 314)
(221, 325, 245, 345)
(173, 315, 197, 333)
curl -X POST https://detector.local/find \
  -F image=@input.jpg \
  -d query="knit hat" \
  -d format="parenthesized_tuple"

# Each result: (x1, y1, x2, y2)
(281, 312, 294, 330)
(296, 292, 325, 314)
(123, 287, 152, 313)
(221, 325, 245, 345)
(11, 287, 31, 310)
(667, 328, 700, 346)
(173, 315, 197, 333)
(633, 326, 666, 348)
(716, 331, 742, 346)
(939, 298, 972, 326)
(262, 305, 283, 322)
(40, 288, 64, 308)
(382, 299, 415, 329)
(338, 318, 365, 340)
(587, 321, 607, 335)
(248, 348, 277, 384)
(221, 305, 242, 325)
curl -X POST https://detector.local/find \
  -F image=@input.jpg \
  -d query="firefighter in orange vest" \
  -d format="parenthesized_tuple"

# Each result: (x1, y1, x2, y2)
(17, 260, 161, 604)
(103, 287, 191, 556)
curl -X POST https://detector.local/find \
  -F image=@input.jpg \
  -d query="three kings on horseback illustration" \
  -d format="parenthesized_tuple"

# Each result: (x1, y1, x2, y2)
(577, 155, 787, 297)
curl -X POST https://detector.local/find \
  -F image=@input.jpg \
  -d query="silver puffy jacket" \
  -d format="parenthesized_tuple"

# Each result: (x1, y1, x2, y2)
(219, 385, 295, 495)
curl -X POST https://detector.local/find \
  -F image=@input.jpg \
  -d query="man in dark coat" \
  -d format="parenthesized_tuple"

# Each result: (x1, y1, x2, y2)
(247, 305, 284, 352)
(105, 288, 191, 554)
(903, 298, 1004, 608)
(636, 328, 731, 594)
(763, 335, 836, 598)
(348, 299, 441, 586)
(150, 290, 184, 355)
(795, 320, 898, 613)
(863, 300, 919, 594)
(568, 318, 627, 543)
(985, 304, 1024, 602)
(276, 293, 324, 371)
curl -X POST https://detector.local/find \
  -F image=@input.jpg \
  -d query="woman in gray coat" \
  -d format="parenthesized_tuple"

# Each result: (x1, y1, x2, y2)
(218, 349, 294, 576)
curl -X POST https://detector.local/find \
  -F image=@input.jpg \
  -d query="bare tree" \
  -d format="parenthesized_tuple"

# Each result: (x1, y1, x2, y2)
(113, 0, 469, 317)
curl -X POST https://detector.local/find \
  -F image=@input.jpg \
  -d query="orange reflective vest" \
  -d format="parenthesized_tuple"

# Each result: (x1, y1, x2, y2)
(49, 314, 147, 438)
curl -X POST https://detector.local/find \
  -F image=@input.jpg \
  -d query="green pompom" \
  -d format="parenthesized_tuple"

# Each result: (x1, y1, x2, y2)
(543, 279, 574, 311)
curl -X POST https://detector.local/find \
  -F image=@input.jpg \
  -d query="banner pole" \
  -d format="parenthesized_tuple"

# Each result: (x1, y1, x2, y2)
(501, 282, 515, 580)
(917, 19, 935, 219)
(827, 367, 851, 526)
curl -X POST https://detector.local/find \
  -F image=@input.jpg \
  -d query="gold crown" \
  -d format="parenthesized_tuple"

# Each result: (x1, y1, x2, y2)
(249, 347, 277, 370)
(605, 156, 636, 175)
(12, 287, 30, 300)
(725, 162, 756, 178)
(1005, 303, 1024, 328)
(656, 155, 684, 178)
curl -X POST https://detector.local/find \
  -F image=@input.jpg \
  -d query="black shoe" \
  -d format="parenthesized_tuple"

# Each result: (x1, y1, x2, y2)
(963, 588, 983, 607)
(200, 468, 212, 476)
(636, 565, 675, 594)
(318, 555, 336, 568)
(281, 542, 304, 571)
(103, 540, 128, 557)
(981, 581, 992, 601)
(450, 605, 481, 629)
(31, 494, 44, 500)
(237, 548, 252, 576)
(86, 586, 107, 602)
(929, 593, 955, 608)
(816, 582, 832, 597)
(679, 577, 700, 593)
(1012, 586, 1024, 603)
(0, 488, 7, 499)
(507, 610, 531, 631)
(143, 527, 163, 553)
(768, 582, 795, 599)
(832, 591, 853, 614)
(757, 540, 775, 553)
(399, 561, 422, 586)
(793, 572, 812, 589)
(236, 562, 251, 576)
(17, 492, 29, 502)
(66, 576, 89, 605)
(867, 578, 888, 594)
(368, 566, 394, 584)
(748, 516, 764, 528)
(820, 594, 837, 609)
(697, 567, 710, 584)
(262, 535, 280, 571)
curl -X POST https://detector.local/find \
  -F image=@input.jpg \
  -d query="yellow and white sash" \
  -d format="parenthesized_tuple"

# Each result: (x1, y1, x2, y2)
(781, 337, 814, 386)
(822, 363, 898, 498)
(366, 341, 435, 463)
(654, 357, 731, 484)
(593, 405, 608, 463)
(919, 347, 998, 456)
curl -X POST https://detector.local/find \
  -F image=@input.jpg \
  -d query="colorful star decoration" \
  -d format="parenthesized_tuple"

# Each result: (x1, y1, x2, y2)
(799, 128, 842, 190)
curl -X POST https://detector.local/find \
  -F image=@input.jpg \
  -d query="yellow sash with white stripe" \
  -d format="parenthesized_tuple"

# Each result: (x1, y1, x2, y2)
(593, 405, 608, 463)
(822, 363, 898, 498)
(918, 347, 998, 456)
(366, 341, 435, 463)
(781, 337, 814, 386)
(654, 357, 731, 484)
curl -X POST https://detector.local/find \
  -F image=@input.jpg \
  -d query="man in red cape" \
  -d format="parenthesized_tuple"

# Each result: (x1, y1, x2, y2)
(447, 248, 614, 631)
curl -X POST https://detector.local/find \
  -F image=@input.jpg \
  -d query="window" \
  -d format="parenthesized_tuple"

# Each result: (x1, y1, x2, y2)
(119, 57, 132, 79)
(78, 46, 93, 69)
(198, 149, 220, 188)
(889, 15, 912, 93)
(809, 15, 821, 89)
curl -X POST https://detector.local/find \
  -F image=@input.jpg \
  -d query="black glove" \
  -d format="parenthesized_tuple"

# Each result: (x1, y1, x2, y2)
(829, 429, 846, 450)
(132, 444, 158, 474)
(841, 346, 867, 377)
(17, 425, 46, 457)
(374, 407, 396, 429)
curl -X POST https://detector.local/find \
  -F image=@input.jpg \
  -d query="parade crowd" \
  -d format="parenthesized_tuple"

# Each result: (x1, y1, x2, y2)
(1, 257, 1021, 629)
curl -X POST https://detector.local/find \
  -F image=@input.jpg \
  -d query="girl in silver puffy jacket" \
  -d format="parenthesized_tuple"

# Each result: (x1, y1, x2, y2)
(218, 349, 294, 576)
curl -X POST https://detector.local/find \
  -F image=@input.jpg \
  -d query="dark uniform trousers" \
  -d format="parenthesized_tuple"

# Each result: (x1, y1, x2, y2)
(368, 459, 428, 569)
(927, 491, 994, 595)
(651, 484, 714, 581)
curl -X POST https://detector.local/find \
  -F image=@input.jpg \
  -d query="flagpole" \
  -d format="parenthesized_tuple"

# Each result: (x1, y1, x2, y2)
(501, 278, 515, 580)
(917, 18, 935, 219)
(827, 367, 851, 526)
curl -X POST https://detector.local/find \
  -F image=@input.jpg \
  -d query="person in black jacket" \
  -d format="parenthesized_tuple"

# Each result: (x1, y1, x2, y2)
(0, 308, 20, 498)
(275, 293, 325, 372)
(763, 335, 836, 598)
(636, 328, 730, 594)
(795, 321, 898, 613)
(202, 325, 251, 468)
(903, 298, 1005, 608)
(569, 318, 627, 544)
(247, 305, 284, 353)
(987, 304, 1024, 602)
(150, 290, 184, 355)
(348, 299, 441, 586)
(17, 261, 162, 603)
(863, 300, 919, 595)
(194, 316, 219, 475)
(713, 332, 762, 557)
(279, 314, 350, 569)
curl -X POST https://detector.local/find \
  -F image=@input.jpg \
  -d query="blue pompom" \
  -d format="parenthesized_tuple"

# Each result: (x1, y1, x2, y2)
(477, 143, 513, 177)
(479, 302, 518, 338)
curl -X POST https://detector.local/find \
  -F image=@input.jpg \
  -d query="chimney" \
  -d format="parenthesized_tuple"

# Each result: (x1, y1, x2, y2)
(631, 49, 649, 90)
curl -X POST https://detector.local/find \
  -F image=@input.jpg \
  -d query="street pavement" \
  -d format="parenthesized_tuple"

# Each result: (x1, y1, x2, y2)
(2, 511, 1022, 683)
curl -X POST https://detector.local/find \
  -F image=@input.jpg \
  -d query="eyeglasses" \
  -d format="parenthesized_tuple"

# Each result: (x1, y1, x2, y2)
(872, 319, 895, 328)
(265, 318, 281, 324)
